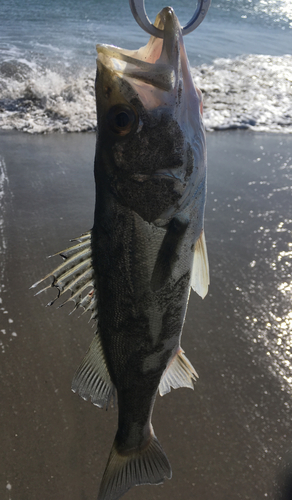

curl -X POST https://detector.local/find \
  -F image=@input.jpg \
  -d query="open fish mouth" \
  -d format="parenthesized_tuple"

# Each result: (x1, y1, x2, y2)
(96, 7, 182, 100)
(96, 44, 175, 92)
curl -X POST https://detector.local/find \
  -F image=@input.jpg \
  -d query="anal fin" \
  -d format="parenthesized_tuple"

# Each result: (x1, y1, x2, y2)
(72, 333, 115, 408)
(159, 348, 198, 396)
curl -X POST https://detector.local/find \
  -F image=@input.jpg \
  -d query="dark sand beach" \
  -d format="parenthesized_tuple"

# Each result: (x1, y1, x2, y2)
(0, 130, 292, 500)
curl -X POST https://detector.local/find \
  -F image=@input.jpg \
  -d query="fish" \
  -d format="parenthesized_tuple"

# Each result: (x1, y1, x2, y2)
(32, 6, 209, 500)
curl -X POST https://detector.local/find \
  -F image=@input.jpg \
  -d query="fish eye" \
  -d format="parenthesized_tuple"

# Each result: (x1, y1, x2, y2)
(107, 104, 138, 136)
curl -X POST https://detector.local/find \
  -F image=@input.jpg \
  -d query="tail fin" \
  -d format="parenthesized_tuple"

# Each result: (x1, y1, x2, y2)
(98, 434, 172, 500)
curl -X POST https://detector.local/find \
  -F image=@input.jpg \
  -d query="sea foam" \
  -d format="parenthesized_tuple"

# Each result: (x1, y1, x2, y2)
(193, 54, 292, 133)
(0, 54, 291, 134)
(0, 62, 96, 133)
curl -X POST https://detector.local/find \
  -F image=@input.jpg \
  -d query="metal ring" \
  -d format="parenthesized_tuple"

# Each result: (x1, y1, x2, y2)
(129, 0, 211, 38)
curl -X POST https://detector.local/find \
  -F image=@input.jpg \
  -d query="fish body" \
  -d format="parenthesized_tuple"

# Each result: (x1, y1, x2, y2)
(32, 7, 209, 500)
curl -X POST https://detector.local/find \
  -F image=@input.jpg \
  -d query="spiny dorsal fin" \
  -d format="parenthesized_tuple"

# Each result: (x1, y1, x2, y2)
(98, 433, 171, 500)
(159, 348, 198, 396)
(31, 231, 97, 319)
(191, 230, 209, 299)
(72, 333, 115, 409)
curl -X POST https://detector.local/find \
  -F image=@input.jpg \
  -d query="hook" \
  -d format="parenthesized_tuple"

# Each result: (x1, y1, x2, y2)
(129, 0, 211, 38)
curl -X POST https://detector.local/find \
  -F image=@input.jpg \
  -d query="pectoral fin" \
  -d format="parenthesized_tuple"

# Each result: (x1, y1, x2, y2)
(150, 215, 189, 292)
(72, 333, 115, 409)
(159, 348, 198, 396)
(190, 230, 209, 299)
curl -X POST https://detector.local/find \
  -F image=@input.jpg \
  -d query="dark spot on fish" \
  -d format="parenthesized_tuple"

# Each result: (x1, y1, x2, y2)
(186, 143, 194, 180)
(177, 83, 183, 105)
(104, 86, 112, 99)
(160, 271, 190, 339)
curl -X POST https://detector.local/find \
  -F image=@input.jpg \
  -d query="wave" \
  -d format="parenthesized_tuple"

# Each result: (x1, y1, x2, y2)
(193, 54, 292, 133)
(0, 54, 291, 134)
(0, 60, 96, 133)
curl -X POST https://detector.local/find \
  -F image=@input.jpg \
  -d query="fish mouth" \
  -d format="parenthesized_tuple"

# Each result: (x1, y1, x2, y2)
(96, 7, 181, 95)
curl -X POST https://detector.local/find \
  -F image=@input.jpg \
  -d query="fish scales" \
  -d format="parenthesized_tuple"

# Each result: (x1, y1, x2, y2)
(32, 7, 209, 500)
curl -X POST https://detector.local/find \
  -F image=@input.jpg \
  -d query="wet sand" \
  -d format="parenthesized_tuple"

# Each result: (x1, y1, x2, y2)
(0, 130, 292, 500)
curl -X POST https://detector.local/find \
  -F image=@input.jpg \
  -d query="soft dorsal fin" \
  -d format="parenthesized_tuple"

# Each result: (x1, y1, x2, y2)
(191, 230, 209, 299)
(159, 348, 198, 396)
(72, 333, 115, 409)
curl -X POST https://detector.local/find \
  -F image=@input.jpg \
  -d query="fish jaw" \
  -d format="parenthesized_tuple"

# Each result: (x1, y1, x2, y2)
(96, 7, 181, 99)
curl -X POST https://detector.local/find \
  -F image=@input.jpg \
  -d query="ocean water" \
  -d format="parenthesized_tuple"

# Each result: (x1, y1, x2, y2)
(0, 0, 291, 133)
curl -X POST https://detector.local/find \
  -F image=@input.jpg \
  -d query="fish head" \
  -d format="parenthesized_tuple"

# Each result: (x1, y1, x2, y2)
(95, 7, 206, 224)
